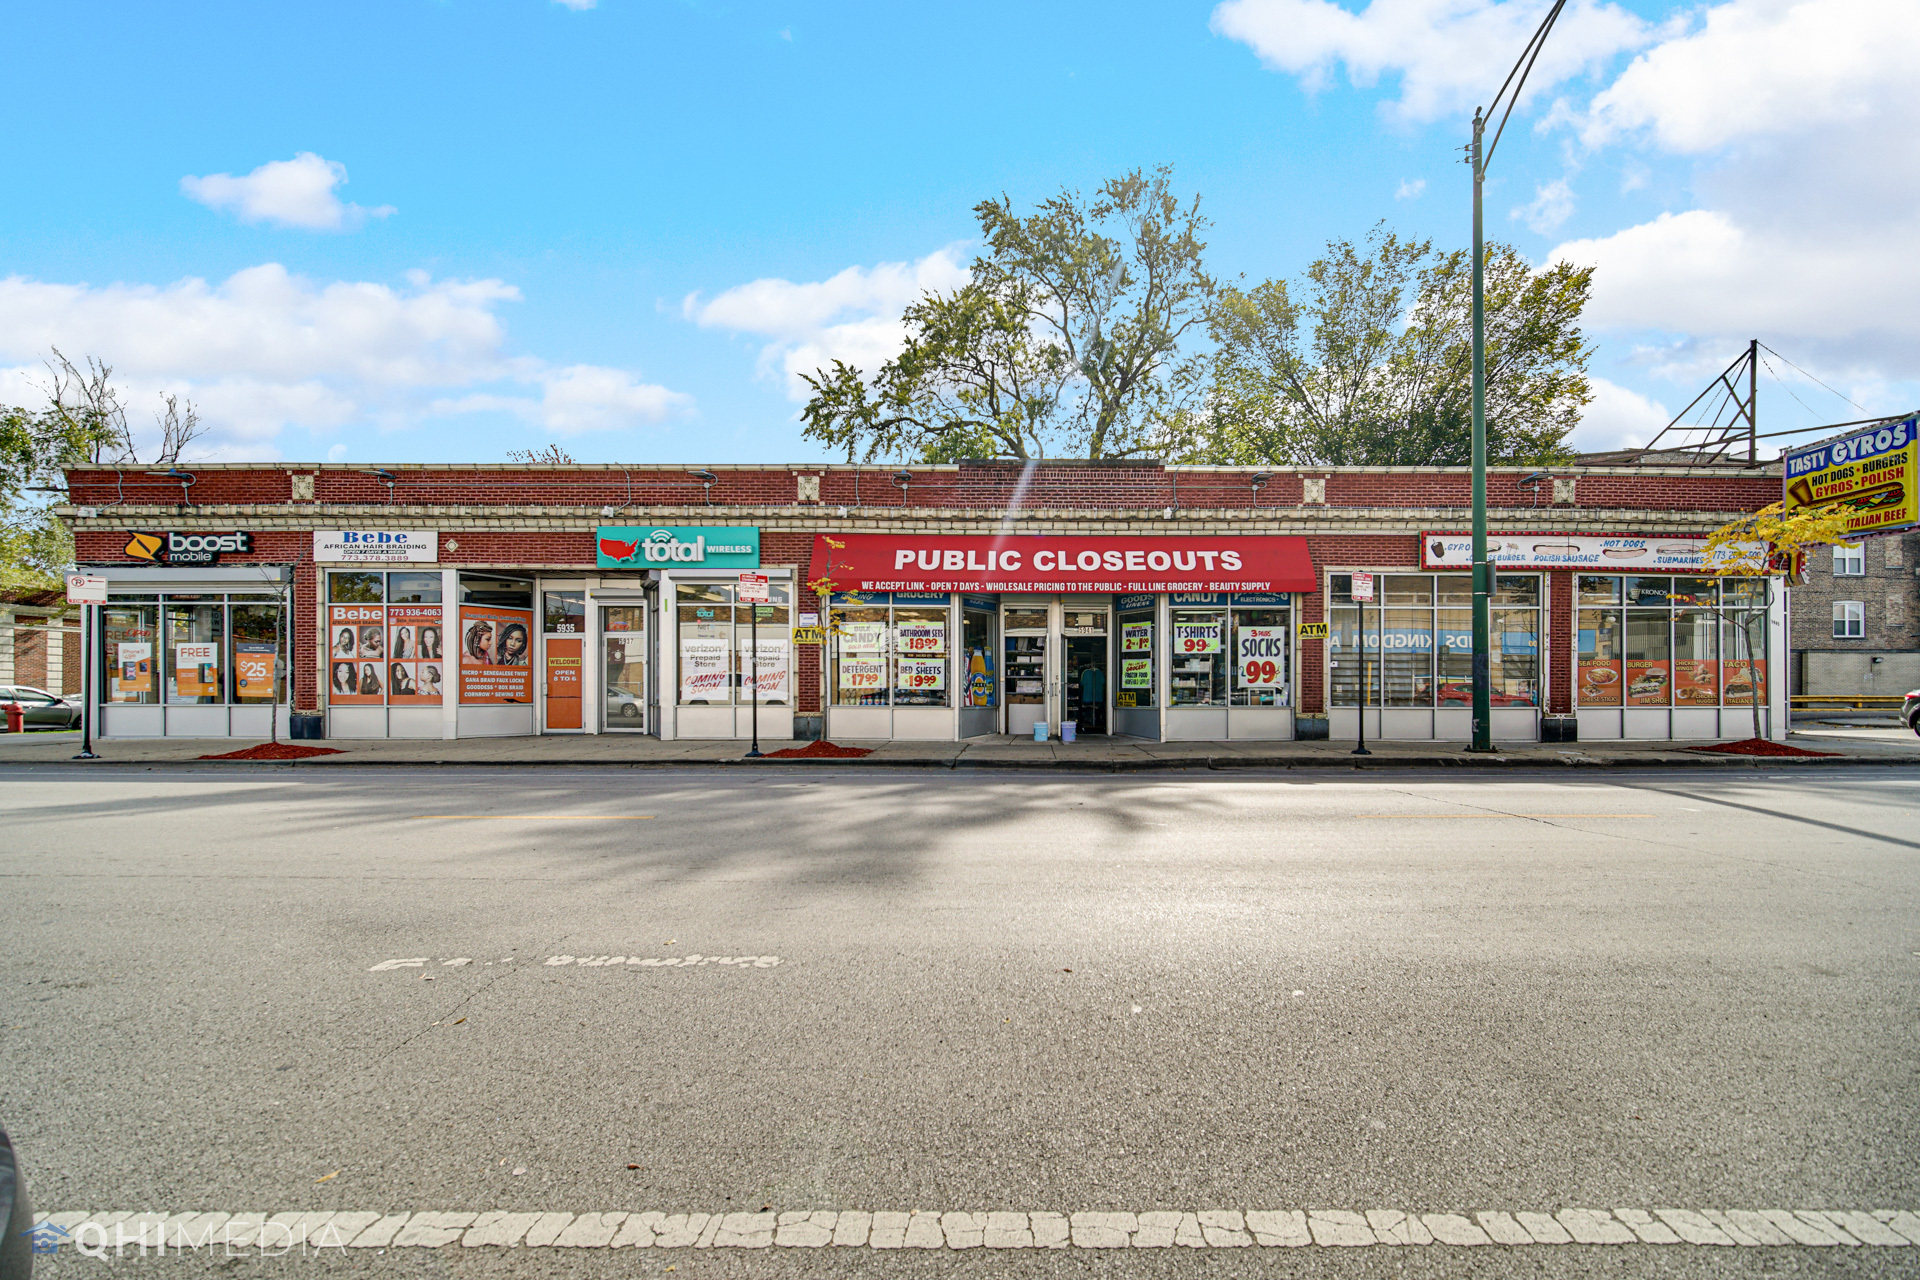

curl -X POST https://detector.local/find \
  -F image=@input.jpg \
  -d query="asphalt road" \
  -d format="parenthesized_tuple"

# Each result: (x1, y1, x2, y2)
(5, 763, 1919, 1277)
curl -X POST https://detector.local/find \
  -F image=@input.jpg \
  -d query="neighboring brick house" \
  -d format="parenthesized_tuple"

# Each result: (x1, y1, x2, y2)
(1788, 531, 1920, 698)
(0, 588, 81, 694)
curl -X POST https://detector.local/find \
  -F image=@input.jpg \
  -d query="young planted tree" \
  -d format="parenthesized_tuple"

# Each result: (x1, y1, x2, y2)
(1698, 501, 1856, 744)
(1193, 227, 1593, 466)
(801, 166, 1214, 462)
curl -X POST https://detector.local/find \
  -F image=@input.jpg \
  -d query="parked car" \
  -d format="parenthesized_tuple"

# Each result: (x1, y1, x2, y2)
(0, 1124, 31, 1279)
(0, 688, 80, 731)
(1435, 682, 1538, 708)
(1905, 688, 1920, 738)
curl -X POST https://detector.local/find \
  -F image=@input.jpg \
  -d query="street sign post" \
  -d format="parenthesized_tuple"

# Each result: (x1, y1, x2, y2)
(66, 575, 104, 759)
(1350, 574, 1373, 757)
(739, 574, 769, 757)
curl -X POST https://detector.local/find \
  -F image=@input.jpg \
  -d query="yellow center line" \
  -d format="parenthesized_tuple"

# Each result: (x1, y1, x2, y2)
(411, 815, 656, 821)
(1352, 813, 1655, 819)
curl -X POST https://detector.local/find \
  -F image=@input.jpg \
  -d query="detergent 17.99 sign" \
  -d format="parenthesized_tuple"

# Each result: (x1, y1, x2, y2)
(596, 526, 760, 569)
(1783, 416, 1918, 538)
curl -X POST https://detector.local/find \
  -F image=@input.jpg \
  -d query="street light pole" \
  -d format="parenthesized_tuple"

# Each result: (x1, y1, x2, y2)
(1467, 0, 1565, 753)
(1469, 108, 1492, 751)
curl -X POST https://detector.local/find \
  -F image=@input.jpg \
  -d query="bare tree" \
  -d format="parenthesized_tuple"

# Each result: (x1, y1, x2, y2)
(34, 349, 206, 465)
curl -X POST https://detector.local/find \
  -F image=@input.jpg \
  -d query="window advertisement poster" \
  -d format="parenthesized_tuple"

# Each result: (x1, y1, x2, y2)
(1577, 656, 1623, 706)
(1673, 658, 1719, 706)
(234, 642, 276, 700)
(839, 620, 887, 652)
(1782, 415, 1919, 538)
(678, 624, 732, 703)
(897, 657, 946, 693)
(1722, 658, 1766, 705)
(114, 642, 153, 699)
(894, 621, 947, 655)
(1121, 620, 1153, 653)
(1173, 617, 1221, 653)
(1122, 657, 1153, 689)
(1420, 533, 1764, 572)
(460, 605, 534, 704)
(740, 635, 789, 701)
(964, 649, 994, 707)
(1236, 627, 1288, 687)
(838, 657, 885, 695)
(329, 603, 386, 704)
(175, 642, 219, 698)
(388, 604, 444, 705)
(1625, 659, 1670, 706)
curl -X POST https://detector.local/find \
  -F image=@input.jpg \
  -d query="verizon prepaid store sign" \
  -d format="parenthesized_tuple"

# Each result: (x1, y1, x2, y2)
(810, 534, 1315, 594)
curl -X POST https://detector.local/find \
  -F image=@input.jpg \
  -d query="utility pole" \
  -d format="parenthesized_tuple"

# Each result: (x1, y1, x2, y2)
(1748, 337, 1759, 464)
(1467, 0, 1565, 753)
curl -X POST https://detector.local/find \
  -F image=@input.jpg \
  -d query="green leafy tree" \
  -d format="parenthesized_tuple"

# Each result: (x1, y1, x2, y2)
(1191, 226, 1593, 466)
(801, 166, 1214, 462)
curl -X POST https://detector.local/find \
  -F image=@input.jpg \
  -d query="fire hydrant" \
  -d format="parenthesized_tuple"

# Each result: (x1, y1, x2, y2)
(2, 702, 23, 733)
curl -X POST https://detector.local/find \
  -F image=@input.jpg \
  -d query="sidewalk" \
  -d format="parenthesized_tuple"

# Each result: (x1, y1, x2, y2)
(1, 725, 1915, 770)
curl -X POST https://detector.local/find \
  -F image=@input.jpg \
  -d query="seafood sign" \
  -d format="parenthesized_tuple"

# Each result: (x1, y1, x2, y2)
(1782, 416, 1918, 538)
(1421, 534, 1762, 572)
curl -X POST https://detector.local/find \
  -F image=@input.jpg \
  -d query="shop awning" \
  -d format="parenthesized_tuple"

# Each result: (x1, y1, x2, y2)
(808, 534, 1316, 597)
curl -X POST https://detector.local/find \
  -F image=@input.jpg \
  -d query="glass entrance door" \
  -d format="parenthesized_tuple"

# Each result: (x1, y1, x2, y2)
(601, 605, 647, 731)
(1001, 605, 1050, 737)
(1063, 608, 1108, 735)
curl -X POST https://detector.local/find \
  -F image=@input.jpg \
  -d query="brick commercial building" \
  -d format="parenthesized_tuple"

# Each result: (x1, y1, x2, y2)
(1789, 530, 1920, 699)
(59, 459, 1788, 745)
(0, 588, 81, 695)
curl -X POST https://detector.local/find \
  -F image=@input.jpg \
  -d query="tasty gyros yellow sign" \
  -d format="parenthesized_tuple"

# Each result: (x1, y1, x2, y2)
(1783, 416, 1919, 538)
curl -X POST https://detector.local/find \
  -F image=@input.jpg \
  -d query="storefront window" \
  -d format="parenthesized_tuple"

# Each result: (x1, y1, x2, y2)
(329, 571, 447, 707)
(603, 606, 646, 725)
(1577, 576, 1770, 709)
(459, 574, 533, 706)
(1332, 572, 1540, 707)
(679, 584, 736, 705)
(891, 604, 949, 708)
(1230, 600, 1290, 707)
(1002, 607, 1047, 710)
(740, 588, 792, 707)
(961, 604, 997, 708)
(1115, 599, 1155, 709)
(104, 604, 158, 704)
(230, 604, 285, 703)
(1169, 607, 1226, 706)
(834, 597, 890, 706)
(543, 592, 585, 633)
(163, 599, 224, 705)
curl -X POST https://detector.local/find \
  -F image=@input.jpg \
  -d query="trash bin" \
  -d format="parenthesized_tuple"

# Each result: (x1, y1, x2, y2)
(1032, 721, 1048, 742)
(1061, 721, 1077, 743)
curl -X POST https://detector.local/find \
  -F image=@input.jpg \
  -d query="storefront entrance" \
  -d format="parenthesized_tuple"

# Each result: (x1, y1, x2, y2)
(1000, 599, 1108, 737)
(600, 604, 648, 732)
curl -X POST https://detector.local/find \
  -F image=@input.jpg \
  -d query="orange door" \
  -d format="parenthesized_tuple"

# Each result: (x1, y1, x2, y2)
(545, 636, 582, 729)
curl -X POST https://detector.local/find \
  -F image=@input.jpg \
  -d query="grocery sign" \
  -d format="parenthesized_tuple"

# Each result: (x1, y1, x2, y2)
(1420, 533, 1759, 572)
(808, 534, 1315, 594)
(1783, 415, 1918, 538)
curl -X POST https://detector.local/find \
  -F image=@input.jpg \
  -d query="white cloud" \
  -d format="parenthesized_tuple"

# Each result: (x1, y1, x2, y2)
(1395, 178, 1426, 199)
(552, 0, 596, 8)
(327, 443, 349, 462)
(1571, 376, 1670, 452)
(1210, 0, 1656, 122)
(181, 153, 395, 232)
(1515, 176, 1575, 232)
(0, 264, 690, 454)
(1583, 0, 1919, 152)
(686, 247, 970, 399)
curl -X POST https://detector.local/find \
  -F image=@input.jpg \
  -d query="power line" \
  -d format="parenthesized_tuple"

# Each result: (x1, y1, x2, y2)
(1759, 342, 1867, 413)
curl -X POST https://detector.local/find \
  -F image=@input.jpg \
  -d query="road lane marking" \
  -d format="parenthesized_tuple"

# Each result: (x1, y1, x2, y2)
(368, 955, 780, 971)
(410, 815, 655, 820)
(32, 1207, 1919, 1253)
(1353, 813, 1655, 818)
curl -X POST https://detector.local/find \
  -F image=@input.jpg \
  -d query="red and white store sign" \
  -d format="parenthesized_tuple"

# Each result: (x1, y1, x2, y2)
(809, 534, 1315, 594)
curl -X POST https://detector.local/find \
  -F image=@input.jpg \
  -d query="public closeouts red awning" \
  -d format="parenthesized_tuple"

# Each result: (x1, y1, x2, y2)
(808, 534, 1316, 595)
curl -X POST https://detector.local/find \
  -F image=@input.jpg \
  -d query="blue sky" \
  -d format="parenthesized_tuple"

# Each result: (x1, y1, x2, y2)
(4, 0, 1914, 465)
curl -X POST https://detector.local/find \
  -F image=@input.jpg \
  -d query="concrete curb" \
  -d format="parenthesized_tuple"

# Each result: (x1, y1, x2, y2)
(5, 750, 1907, 772)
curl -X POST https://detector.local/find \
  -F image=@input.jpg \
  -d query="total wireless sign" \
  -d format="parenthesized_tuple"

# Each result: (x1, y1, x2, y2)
(810, 534, 1316, 594)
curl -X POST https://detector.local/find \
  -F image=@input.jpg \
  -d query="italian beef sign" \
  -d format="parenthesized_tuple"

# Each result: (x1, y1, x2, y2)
(809, 534, 1314, 595)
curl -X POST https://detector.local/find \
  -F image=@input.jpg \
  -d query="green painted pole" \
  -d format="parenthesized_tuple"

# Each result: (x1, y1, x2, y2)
(1469, 108, 1493, 752)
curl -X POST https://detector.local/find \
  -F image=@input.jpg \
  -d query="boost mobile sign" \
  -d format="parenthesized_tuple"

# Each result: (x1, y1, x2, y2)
(124, 530, 252, 565)
(596, 526, 761, 568)
(314, 530, 439, 563)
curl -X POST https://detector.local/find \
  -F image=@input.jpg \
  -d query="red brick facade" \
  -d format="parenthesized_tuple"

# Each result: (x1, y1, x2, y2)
(64, 460, 1781, 720)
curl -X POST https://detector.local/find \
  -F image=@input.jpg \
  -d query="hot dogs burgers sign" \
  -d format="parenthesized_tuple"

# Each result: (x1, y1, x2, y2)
(1420, 533, 1763, 572)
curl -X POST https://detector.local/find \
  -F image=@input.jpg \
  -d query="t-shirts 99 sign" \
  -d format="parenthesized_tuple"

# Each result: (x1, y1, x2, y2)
(1173, 619, 1221, 653)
